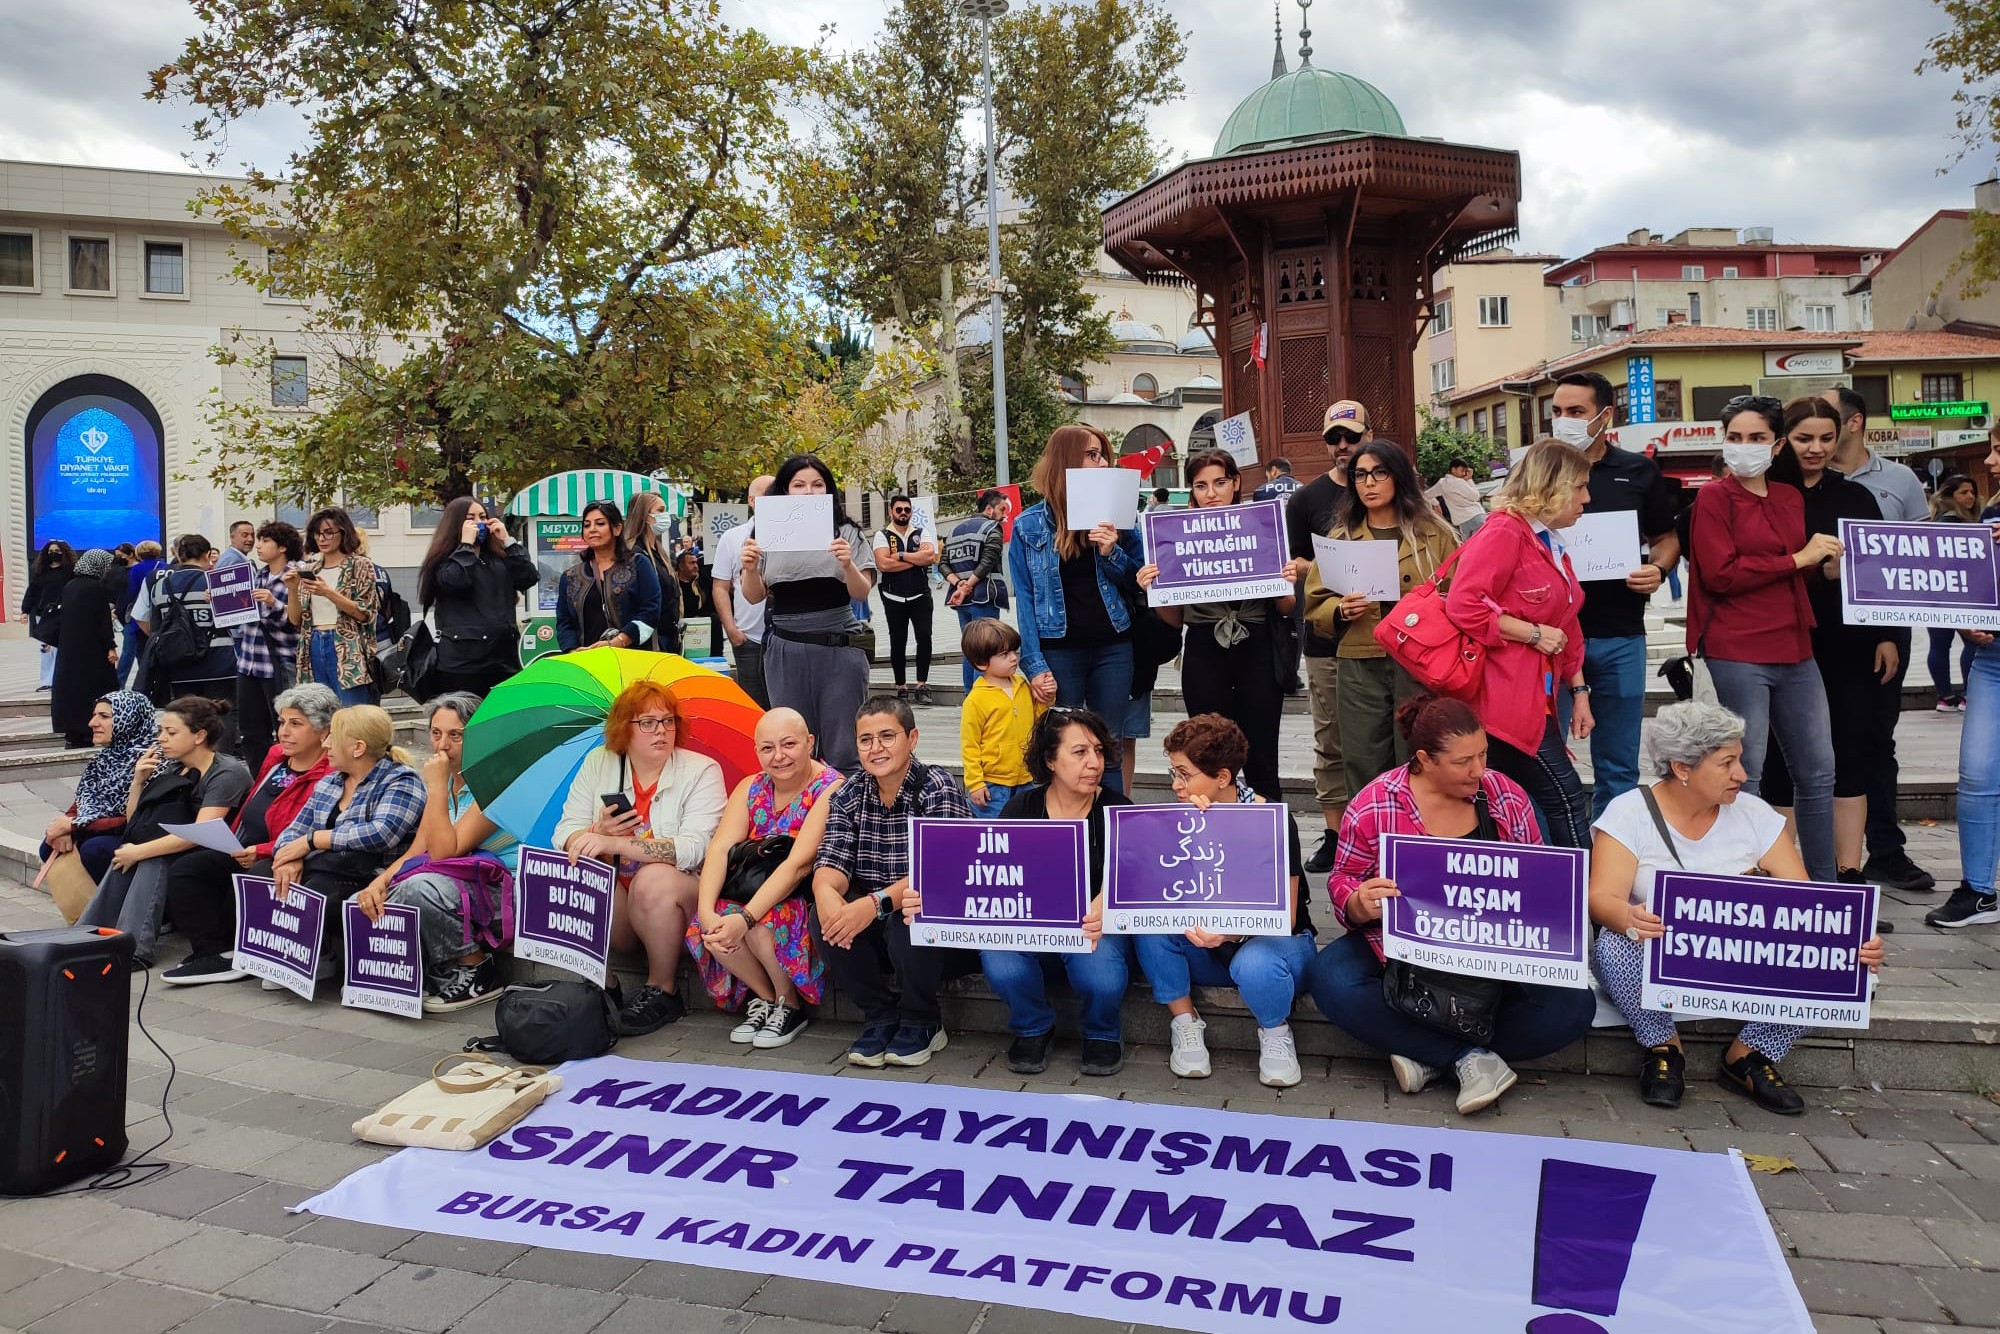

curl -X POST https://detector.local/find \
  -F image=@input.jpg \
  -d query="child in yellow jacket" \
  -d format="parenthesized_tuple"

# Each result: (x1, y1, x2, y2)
(960, 617, 1044, 818)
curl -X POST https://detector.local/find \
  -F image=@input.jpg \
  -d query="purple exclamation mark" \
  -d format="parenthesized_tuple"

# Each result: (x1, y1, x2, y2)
(1524, 1157, 1657, 1334)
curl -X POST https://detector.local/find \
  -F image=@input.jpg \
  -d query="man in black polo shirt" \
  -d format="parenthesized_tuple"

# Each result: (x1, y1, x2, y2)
(1550, 370, 1681, 820)
(1292, 401, 1365, 873)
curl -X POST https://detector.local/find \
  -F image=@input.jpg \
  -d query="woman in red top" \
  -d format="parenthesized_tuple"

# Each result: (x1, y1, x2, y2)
(1441, 440, 1595, 847)
(1685, 394, 1838, 881)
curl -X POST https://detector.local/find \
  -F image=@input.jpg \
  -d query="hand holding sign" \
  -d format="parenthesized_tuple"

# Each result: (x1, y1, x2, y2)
(515, 845, 616, 985)
(1311, 535, 1399, 599)
(1562, 511, 1641, 582)
(1065, 468, 1141, 530)
(1103, 803, 1291, 936)
(754, 495, 835, 552)
(910, 819, 1091, 952)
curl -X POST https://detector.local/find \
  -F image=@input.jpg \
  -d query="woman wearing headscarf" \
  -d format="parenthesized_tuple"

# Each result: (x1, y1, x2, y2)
(22, 540, 73, 691)
(51, 550, 120, 748)
(41, 691, 157, 882)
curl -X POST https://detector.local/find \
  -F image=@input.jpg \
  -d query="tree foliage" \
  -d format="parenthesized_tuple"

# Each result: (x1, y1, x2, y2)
(1921, 1, 2000, 298)
(152, 0, 852, 508)
(1414, 407, 1501, 484)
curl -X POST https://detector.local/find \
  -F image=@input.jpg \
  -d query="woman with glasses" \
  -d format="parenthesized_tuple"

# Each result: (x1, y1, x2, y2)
(1137, 448, 1296, 800)
(1301, 439, 1459, 797)
(1007, 424, 1145, 792)
(555, 679, 728, 1035)
(556, 499, 663, 654)
(285, 508, 383, 707)
(1683, 395, 1839, 880)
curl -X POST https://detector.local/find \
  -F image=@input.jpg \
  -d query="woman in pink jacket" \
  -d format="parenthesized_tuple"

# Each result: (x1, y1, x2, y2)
(1441, 440, 1594, 846)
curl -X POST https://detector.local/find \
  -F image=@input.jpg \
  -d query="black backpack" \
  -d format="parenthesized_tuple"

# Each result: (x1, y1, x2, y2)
(378, 570, 412, 642)
(470, 980, 621, 1064)
(146, 569, 210, 672)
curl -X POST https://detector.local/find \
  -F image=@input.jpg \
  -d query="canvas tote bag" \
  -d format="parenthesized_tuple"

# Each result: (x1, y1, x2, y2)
(351, 1055, 563, 1151)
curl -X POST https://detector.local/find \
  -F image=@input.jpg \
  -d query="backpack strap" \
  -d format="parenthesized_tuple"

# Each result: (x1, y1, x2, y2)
(1638, 786, 1687, 869)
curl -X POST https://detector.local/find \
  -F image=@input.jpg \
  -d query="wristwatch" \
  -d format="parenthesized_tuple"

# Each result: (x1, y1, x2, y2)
(873, 890, 895, 919)
(1568, 684, 1592, 696)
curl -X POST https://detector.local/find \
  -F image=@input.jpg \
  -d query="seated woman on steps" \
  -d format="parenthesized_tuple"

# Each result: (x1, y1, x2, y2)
(1588, 700, 1885, 1115)
(42, 691, 157, 885)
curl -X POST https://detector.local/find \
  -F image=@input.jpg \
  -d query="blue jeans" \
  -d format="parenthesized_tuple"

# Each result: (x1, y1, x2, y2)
(1705, 656, 1837, 881)
(967, 781, 1018, 819)
(1583, 634, 1647, 821)
(954, 603, 1001, 690)
(1134, 931, 1317, 1029)
(1961, 641, 2000, 896)
(1309, 932, 1594, 1069)
(1042, 640, 1135, 793)
(309, 630, 372, 707)
(117, 622, 144, 689)
(981, 936, 1133, 1043)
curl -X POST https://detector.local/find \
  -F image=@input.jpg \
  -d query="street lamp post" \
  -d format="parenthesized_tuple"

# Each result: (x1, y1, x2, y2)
(959, 0, 1010, 486)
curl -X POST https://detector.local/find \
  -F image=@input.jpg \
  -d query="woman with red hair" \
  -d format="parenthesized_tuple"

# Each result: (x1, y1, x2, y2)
(555, 678, 728, 1035)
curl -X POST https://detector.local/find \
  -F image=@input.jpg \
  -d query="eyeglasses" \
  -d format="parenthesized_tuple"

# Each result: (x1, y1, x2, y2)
(1082, 448, 1106, 462)
(1327, 431, 1363, 446)
(1350, 466, 1395, 484)
(631, 716, 678, 734)
(1168, 766, 1199, 785)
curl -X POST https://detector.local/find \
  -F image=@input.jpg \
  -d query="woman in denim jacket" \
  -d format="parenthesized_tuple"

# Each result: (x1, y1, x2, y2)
(1006, 424, 1145, 792)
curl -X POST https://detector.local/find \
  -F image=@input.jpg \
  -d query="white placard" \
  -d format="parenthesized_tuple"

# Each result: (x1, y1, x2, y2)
(752, 494, 835, 552)
(1064, 468, 1141, 530)
(1215, 410, 1257, 467)
(1311, 534, 1401, 600)
(1563, 510, 1642, 581)
(161, 818, 245, 856)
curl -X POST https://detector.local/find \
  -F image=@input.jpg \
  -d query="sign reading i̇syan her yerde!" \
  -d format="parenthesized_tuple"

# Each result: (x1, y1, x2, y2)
(1103, 803, 1290, 936)
(1377, 835, 1592, 988)
(909, 818, 1091, 953)
(204, 562, 259, 628)
(231, 874, 326, 1001)
(1641, 870, 1877, 1030)
(342, 900, 423, 1019)
(1140, 499, 1294, 607)
(1838, 517, 2000, 631)
(514, 845, 616, 986)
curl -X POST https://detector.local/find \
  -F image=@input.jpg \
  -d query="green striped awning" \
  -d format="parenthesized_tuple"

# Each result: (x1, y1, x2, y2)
(506, 471, 690, 518)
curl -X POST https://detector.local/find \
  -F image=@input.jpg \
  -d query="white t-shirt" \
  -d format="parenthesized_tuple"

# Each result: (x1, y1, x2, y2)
(710, 522, 764, 642)
(1593, 785, 1789, 904)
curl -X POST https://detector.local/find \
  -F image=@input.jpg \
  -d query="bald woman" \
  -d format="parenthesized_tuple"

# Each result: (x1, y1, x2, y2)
(687, 707, 845, 1047)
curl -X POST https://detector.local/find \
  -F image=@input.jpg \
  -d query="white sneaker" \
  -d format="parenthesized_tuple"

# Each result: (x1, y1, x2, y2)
(1169, 1012, 1211, 1079)
(1257, 1024, 1302, 1088)
(1453, 1048, 1518, 1114)
(1389, 1053, 1440, 1095)
(730, 997, 774, 1044)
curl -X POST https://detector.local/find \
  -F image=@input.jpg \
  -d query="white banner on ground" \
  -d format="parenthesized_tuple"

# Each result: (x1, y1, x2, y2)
(299, 1057, 1809, 1334)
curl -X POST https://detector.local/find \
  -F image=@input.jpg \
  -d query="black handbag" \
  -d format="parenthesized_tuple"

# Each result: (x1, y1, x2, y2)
(1379, 792, 1505, 1046)
(718, 834, 798, 906)
(399, 620, 441, 700)
(473, 980, 623, 1064)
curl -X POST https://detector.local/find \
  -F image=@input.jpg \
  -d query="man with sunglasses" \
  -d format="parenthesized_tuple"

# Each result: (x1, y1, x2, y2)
(1295, 400, 1369, 873)
(873, 495, 939, 705)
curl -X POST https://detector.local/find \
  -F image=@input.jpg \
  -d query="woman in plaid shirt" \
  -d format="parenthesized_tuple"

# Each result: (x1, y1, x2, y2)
(1305, 694, 1594, 1115)
(271, 705, 426, 917)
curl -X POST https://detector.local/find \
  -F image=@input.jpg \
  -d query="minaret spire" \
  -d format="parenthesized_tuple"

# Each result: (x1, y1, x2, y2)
(1271, 2, 1288, 79)
(1298, 0, 1313, 67)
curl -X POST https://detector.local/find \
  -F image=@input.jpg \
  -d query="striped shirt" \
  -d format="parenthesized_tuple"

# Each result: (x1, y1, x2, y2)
(814, 759, 969, 896)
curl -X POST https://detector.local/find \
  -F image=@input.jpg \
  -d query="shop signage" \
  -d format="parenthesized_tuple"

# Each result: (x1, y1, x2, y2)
(1626, 356, 1656, 424)
(1764, 350, 1846, 376)
(1889, 400, 1987, 421)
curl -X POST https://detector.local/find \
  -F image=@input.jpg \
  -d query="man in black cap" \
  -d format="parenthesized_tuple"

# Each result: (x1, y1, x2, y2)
(1293, 400, 1368, 873)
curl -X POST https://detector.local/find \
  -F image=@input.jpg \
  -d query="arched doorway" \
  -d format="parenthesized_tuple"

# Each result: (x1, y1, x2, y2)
(1122, 422, 1177, 490)
(25, 374, 166, 551)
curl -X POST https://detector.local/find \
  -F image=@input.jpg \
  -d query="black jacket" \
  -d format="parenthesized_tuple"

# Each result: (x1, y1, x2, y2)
(1795, 471, 1892, 658)
(429, 540, 540, 672)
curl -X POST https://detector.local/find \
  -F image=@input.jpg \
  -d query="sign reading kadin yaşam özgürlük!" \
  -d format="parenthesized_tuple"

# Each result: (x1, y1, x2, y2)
(1103, 803, 1290, 936)
(1377, 835, 1592, 987)
(1641, 870, 1877, 1029)
(909, 818, 1090, 952)
(514, 846, 616, 985)
(231, 874, 326, 1000)
(1838, 517, 2000, 630)
(1139, 499, 1293, 607)
(342, 900, 424, 1019)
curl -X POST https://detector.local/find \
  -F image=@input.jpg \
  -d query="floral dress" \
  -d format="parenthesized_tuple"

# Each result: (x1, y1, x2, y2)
(684, 764, 839, 1011)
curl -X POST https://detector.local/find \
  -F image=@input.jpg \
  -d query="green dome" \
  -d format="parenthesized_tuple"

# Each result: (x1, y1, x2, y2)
(1212, 65, 1405, 156)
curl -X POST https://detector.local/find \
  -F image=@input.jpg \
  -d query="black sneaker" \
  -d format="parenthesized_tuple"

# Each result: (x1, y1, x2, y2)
(1007, 1031, 1052, 1074)
(1637, 1044, 1684, 1109)
(616, 984, 685, 1036)
(1717, 1052, 1804, 1116)
(913, 684, 935, 706)
(1839, 870, 1893, 932)
(1862, 850, 1935, 893)
(751, 1002, 810, 1049)
(847, 1020, 897, 1068)
(424, 956, 503, 1013)
(1926, 884, 2000, 929)
(160, 954, 247, 986)
(1303, 830, 1338, 876)
(1079, 1039, 1124, 1077)
(884, 1022, 947, 1067)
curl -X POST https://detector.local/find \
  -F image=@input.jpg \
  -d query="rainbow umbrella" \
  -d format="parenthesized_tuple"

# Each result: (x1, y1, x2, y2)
(462, 646, 762, 849)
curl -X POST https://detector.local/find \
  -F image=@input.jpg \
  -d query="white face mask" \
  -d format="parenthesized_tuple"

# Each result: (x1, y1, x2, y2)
(1722, 443, 1774, 479)
(1549, 415, 1596, 450)
(650, 512, 673, 535)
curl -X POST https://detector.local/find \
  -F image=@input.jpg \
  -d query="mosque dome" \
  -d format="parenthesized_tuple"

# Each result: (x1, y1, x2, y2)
(1213, 65, 1406, 157)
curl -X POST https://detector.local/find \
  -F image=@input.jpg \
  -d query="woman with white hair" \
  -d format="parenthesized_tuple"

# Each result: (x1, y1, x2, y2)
(1587, 700, 1883, 1115)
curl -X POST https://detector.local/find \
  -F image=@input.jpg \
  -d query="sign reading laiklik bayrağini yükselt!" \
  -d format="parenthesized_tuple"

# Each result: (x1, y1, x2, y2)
(1140, 499, 1293, 606)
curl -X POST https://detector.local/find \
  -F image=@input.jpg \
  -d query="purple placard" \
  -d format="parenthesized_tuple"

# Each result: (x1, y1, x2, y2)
(1103, 802, 1290, 935)
(1139, 498, 1293, 607)
(205, 562, 259, 628)
(909, 817, 1090, 952)
(1641, 870, 1876, 1029)
(1378, 834, 1592, 987)
(514, 845, 614, 984)
(231, 873, 326, 1000)
(1839, 517, 2000, 630)
(342, 901, 423, 1018)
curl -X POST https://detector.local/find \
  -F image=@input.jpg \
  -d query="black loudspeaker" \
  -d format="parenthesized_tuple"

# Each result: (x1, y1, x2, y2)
(0, 926, 136, 1194)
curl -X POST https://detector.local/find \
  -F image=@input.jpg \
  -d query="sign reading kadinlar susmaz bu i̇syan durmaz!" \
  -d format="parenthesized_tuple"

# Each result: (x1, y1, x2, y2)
(1103, 803, 1292, 936)
(1838, 517, 2000, 631)
(909, 818, 1091, 953)
(514, 846, 616, 985)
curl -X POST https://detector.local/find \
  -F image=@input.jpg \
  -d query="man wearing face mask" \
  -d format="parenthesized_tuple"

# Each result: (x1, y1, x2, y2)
(1820, 386, 1936, 895)
(1293, 400, 1367, 874)
(1550, 371, 1682, 819)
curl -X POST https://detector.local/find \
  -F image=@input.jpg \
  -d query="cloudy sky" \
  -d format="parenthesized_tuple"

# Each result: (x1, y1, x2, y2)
(3, 0, 1988, 258)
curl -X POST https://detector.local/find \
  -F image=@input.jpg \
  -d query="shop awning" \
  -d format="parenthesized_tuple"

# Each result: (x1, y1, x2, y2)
(507, 471, 690, 519)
